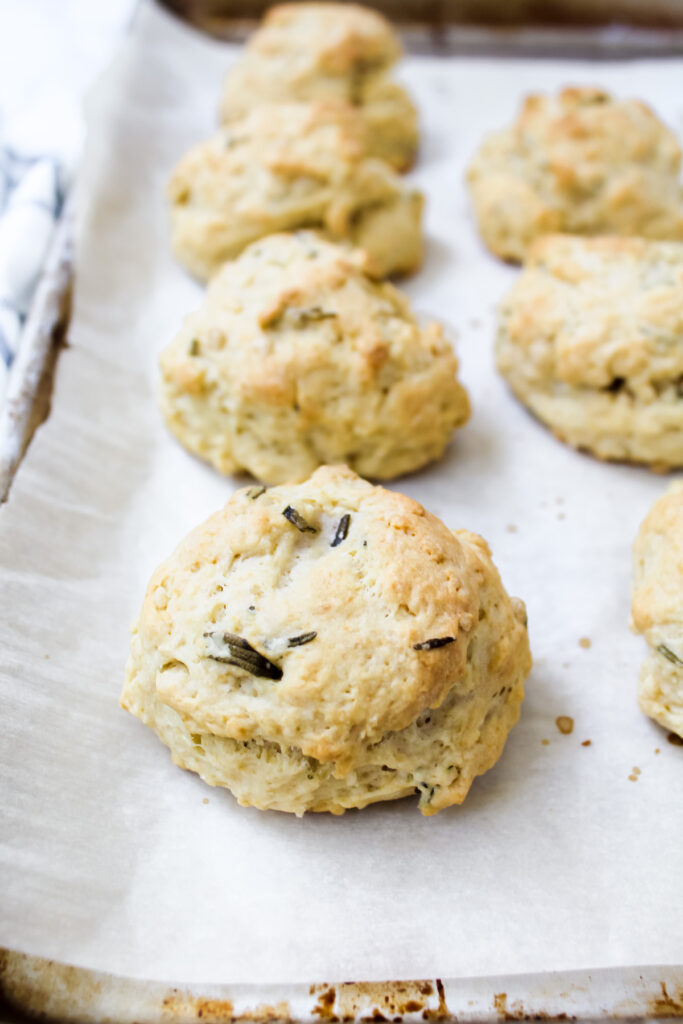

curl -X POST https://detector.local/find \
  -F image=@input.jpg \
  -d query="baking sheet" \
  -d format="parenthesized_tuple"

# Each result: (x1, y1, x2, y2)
(1, 0, 682, 988)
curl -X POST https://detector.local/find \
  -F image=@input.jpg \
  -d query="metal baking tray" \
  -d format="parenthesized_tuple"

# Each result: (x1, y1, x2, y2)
(1, 3, 682, 1020)
(2, 951, 682, 1022)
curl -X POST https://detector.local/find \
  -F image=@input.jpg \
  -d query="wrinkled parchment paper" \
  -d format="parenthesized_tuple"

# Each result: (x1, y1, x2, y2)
(1, 0, 682, 987)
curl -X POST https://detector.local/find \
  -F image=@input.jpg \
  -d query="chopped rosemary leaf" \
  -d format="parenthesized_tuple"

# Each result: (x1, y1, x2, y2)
(288, 631, 317, 647)
(331, 513, 350, 547)
(204, 631, 282, 680)
(657, 644, 683, 667)
(413, 636, 455, 651)
(416, 782, 435, 805)
(189, 338, 200, 356)
(291, 306, 337, 326)
(246, 485, 266, 500)
(282, 505, 317, 533)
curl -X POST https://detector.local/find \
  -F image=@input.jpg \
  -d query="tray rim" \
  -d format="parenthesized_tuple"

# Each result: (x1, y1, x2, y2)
(158, 0, 683, 56)
(1, 947, 682, 1023)
(0, 197, 74, 504)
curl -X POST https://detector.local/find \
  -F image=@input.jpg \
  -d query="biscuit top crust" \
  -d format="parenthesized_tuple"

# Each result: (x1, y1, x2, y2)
(169, 101, 398, 217)
(632, 482, 683, 646)
(501, 235, 683, 393)
(509, 87, 680, 200)
(137, 465, 493, 774)
(254, 3, 402, 75)
(219, 5, 404, 125)
(468, 86, 683, 253)
(518, 87, 679, 166)
(163, 230, 454, 406)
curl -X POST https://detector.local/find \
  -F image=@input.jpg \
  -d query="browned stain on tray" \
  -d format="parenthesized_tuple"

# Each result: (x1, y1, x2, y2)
(0, 948, 104, 1021)
(422, 978, 450, 1020)
(310, 980, 446, 1021)
(493, 991, 576, 1021)
(162, 990, 289, 1022)
(648, 981, 683, 1017)
(162, 990, 235, 1021)
(311, 985, 337, 1018)
(493, 992, 508, 1017)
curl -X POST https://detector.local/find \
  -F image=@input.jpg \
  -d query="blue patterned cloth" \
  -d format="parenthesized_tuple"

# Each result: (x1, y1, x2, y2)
(0, 147, 64, 402)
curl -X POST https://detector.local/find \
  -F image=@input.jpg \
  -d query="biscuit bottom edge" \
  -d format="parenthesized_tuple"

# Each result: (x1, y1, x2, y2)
(122, 667, 527, 818)
(638, 649, 683, 740)
(497, 375, 683, 471)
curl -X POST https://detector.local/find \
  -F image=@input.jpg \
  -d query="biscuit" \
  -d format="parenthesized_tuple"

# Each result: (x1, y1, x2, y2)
(496, 235, 683, 468)
(467, 87, 683, 262)
(632, 481, 683, 738)
(121, 465, 532, 815)
(160, 231, 470, 484)
(169, 101, 423, 281)
(219, 3, 418, 172)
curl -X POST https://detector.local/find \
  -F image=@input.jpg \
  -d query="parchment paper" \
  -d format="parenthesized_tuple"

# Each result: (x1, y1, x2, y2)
(1, 0, 682, 987)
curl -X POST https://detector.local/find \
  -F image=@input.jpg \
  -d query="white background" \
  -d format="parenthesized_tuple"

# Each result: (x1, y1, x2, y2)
(0, 0, 135, 170)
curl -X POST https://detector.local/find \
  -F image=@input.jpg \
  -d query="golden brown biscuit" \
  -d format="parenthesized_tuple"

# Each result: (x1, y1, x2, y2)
(219, 3, 418, 172)
(496, 235, 683, 468)
(632, 481, 683, 738)
(122, 465, 532, 815)
(169, 101, 423, 281)
(467, 87, 683, 262)
(160, 231, 470, 483)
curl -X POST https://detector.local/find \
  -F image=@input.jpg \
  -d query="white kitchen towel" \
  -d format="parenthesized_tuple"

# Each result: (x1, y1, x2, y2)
(0, 145, 64, 404)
